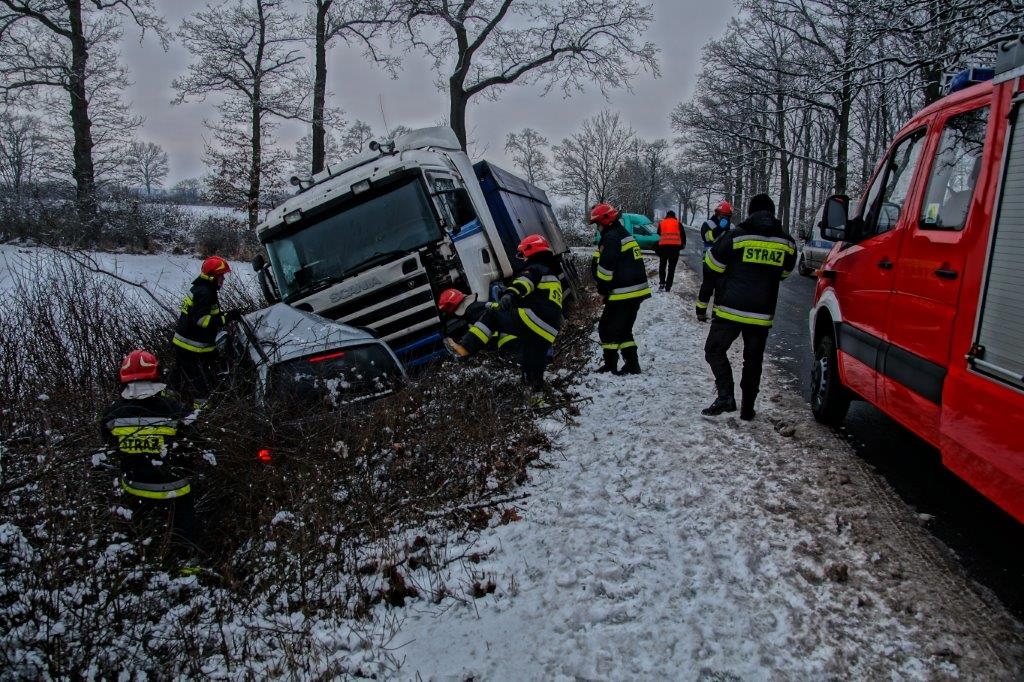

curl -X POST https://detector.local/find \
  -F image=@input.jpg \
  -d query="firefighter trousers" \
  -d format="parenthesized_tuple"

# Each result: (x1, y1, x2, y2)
(174, 347, 219, 404)
(459, 307, 552, 390)
(704, 319, 769, 398)
(599, 299, 642, 354)
(128, 492, 197, 553)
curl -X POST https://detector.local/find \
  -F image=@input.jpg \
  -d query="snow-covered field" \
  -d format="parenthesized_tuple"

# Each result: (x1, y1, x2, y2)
(387, 267, 1023, 679)
(0, 243, 256, 304)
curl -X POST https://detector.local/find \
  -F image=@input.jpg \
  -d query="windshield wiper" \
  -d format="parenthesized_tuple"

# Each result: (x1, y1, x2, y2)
(349, 250, 411, 275)
(285, 273, 348, 302)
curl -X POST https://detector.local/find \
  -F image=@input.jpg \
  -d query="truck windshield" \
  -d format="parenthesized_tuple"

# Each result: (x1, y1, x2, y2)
(266, 174, 442, 301)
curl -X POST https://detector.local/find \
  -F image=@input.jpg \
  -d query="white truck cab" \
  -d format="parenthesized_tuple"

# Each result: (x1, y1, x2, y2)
(253, 127, 576, 367)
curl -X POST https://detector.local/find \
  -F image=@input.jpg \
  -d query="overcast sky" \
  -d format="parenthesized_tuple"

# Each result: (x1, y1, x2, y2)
(119, 1, 736, 185)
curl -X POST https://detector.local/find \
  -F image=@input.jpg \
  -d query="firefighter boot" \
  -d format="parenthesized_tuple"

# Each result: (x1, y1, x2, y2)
(618, 346, 642, 375)
(596, 349, 619, 374)
(701, 386, 737, 416)
(740, 392, 757, 421)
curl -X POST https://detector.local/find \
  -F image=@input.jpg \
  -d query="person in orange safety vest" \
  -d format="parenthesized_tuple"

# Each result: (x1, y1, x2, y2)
(656, 210, 686, 292)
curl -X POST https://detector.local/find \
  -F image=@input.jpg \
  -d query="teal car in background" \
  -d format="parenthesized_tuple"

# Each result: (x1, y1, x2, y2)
(592, 213, 660, 251)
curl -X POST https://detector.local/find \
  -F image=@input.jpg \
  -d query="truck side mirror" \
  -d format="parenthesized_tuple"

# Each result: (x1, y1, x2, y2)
(257, 267, 280, 304)
(251, 253, 266, 271)
(821, 195, 850, 242)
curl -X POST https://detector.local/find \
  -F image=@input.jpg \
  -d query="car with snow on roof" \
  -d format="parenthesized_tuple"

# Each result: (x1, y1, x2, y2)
(231, 303, 405, 410)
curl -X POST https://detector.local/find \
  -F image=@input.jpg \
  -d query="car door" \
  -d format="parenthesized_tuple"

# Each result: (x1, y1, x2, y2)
(883, 102, 992, 431)
(830, 128, 930, 403)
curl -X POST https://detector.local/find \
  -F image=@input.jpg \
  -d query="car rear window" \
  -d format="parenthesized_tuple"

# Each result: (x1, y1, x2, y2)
(269, 343, 402, 408)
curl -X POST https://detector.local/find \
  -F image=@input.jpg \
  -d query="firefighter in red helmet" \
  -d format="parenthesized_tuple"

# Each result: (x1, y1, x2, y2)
(101, 350, 196, 551)
(702, 200, 733, 250)
(591, 202, 651, 374)
(437, 288, 520, 356)
(172, 256, 232, 408)
(445, 234, 563, 391)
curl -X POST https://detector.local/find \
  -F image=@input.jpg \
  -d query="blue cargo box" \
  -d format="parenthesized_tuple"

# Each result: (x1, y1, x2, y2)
(473, 160, 568, 267)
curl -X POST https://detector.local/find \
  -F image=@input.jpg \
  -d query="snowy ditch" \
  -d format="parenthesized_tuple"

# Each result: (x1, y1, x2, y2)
(0, 246, 1021, 678)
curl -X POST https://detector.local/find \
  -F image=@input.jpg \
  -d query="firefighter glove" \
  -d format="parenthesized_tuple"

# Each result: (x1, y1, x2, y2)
(696, 306, 708, 323)
(497, 293, 515, 312)
(224, 309, 243, 322)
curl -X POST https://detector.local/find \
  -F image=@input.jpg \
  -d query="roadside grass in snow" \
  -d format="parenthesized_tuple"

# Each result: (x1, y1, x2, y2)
(0, 249, 596, 677)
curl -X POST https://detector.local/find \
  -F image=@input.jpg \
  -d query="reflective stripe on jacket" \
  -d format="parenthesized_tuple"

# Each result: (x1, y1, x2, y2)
(697, 211, 797, 327)
(506, 260, 563, 340)
(596, 222, 651, 303)
(102, 394, 192, 500)
(174, 275, 223, 354)
(657, 218, 684, 247)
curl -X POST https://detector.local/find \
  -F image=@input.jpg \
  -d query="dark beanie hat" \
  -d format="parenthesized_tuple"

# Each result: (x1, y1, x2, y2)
(748, 193, 775, 215)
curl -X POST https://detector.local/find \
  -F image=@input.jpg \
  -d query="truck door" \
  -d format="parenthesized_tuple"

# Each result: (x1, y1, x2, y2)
(832, 128, 929, 403)
(883, 103, 991, 431)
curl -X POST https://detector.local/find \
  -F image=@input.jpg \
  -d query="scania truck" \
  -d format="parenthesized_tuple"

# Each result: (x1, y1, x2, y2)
(809, 38, 1024, 523)
(251, 127, 579, 367)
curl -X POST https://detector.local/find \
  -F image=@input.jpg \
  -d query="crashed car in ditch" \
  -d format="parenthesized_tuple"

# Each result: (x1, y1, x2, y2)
(230, 303, 405, 409)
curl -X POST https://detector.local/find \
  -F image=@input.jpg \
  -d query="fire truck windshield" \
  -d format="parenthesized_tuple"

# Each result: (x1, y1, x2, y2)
(266, 174, 442, 301)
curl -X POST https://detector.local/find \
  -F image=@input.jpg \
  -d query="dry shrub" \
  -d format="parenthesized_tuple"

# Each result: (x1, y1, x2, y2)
(0, 247, 598, 676)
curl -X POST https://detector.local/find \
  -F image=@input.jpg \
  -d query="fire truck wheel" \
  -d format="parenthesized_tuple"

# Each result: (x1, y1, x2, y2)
(811, 331, 851, 427)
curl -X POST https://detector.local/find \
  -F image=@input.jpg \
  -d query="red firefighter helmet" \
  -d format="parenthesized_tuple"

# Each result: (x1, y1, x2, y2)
(201, 255, 231, 279)
(714, 200, 733, 216)
(119, 349, 160, 383)
(589, 203, 619, 227)
(517, 234, 553, 259)
(438, 288, 468, 315)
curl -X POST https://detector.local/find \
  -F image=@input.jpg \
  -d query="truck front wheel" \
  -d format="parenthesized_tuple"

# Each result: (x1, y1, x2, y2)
(811, 332, 851, 427)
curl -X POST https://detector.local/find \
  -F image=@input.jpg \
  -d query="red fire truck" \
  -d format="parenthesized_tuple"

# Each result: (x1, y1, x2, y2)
(809, 37, 1024, 524)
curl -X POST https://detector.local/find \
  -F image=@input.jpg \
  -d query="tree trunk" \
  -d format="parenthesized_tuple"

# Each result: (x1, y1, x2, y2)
(311, 0, 330, 175)
(449, 83, 469, 151)
(835, 79, 851, 194)
(248, 1, 267, 232)
(774, 91, 791, 232)
(796, 110, 811, 231)
(67, 0, 98, 241)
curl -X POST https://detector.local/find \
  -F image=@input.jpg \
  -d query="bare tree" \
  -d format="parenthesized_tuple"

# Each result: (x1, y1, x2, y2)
(338, 119, 374, 156)
(125, 141, 169, 195)
(307, 0, 395, 175)
(171, 177, 204, 203)
(665, 161, 711, 224)
(553, 109, 636, 214)
(505, 128, 551, 186)
(397, 0, 659, 150)
(293, 129, 340, 175)
(174, 0, 312, 230)
(0, 1, 165, 238)
(0, 110, 43, 201)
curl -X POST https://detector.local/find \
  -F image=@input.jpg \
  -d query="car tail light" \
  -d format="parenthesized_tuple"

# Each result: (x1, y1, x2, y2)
(257, 448, 273, 463)
(308, 350, 346, 363)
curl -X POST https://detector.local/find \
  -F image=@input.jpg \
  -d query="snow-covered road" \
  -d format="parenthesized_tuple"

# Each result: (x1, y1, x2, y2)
(392, 267, 1023, 679)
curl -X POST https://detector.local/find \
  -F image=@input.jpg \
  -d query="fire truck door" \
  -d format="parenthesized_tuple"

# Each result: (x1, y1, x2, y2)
(834, 129, 928, 404)
(884, 104, 991, 431)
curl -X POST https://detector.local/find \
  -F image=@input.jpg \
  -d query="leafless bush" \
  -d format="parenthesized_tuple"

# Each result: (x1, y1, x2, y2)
(190, 214, 257, 260)
(0, 248, 598, 676)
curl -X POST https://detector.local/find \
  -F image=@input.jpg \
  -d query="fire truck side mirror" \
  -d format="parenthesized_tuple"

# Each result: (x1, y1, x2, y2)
(821, 194, 850, 242)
